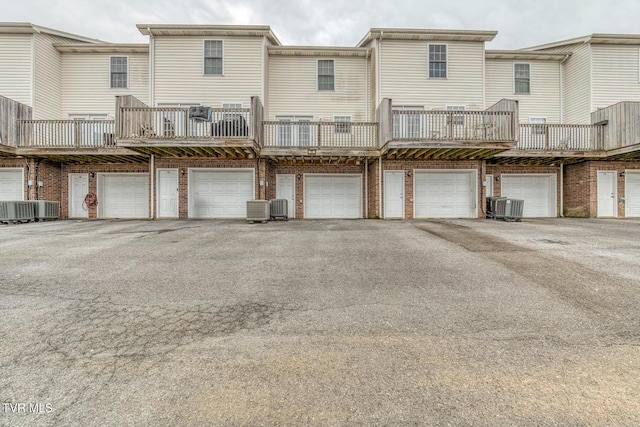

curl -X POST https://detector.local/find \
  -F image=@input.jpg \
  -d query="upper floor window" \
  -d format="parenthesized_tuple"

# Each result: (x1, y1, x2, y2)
(428, 45, 447, 78)
(446, 105, 466, 126)
(110, 57, 128, 88)
(514, 63, 530, 94)
(318, 60, 335, 91)
(529, 117, 546, 135)
(204, 40, 223, 75)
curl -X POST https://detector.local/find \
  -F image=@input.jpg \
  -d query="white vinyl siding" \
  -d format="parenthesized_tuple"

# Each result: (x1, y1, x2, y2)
(60, 52, 149, 117)
(380, 39, 484, 109)
(268, 55, 369, 121)
(541, 43, 592, 124)
(0, 34, 33, 107)
(33, 33, 77, 119)
(485, 59, 561, 123)
(591, 45, 640, 110)
(154, 36, 263, 107)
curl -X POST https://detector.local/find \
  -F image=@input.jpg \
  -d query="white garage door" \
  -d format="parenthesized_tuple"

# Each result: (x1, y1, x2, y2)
(190, 169, 254, 218)
(100, 174, 149, 218)
(501, 174, 557, 217)
(305, 175, 362, 219)
(625, 171, 640, 217)
(414, 170, 476, 218)
(0, 168, 24, 200)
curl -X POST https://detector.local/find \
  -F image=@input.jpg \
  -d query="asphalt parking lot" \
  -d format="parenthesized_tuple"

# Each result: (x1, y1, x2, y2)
(1, 218, 639, 426)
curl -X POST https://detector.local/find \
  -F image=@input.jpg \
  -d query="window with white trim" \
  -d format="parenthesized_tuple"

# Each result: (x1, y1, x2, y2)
(446, 105, 466, 126)
(428, 45, 447, 78)
(393, 106, 424, 139)
(514, 63, 530, 94)
(110, 57, 127, 88)
(156, 103, 201, 138)
(334, 116, 352, 134)
(317, 60, 335, 91)
(204, 40, 223, 75)
(530, 117, 546, 135)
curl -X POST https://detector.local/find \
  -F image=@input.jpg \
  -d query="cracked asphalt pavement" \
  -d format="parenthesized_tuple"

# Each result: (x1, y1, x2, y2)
(1, 218, 639, 426)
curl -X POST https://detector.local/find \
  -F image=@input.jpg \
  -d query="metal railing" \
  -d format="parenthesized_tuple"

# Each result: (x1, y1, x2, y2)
(17, 120, 116, 148)
(517, 124, 605, 151)
(118, 107, 252, 140)
(263, 121, 378, 149)
(391, 110, 515, 142)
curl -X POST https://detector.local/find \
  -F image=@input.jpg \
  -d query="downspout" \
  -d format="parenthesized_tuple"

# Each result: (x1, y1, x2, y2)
(148, 28, 154, 106)
(377, 33, 383, 107)
(560, 163, 564, 217)
(150, 154, 154, 219)
(24, 159, 31, 200)
(257, 157, 261, 199)
(560, 54, 569, 123)
(34, 159, 41, 200)
(378, 158, 382, 218)
(364, 158, 368, 218)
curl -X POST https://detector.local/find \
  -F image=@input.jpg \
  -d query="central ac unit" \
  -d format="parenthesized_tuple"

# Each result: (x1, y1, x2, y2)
(0, 201, 35, 224)
(246, 200, 270, 223)
(31, 200, 60, 221)
(269, 199, 288, 220)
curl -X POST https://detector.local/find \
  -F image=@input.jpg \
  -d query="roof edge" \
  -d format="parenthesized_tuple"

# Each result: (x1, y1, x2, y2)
(136, 24, 281, 45)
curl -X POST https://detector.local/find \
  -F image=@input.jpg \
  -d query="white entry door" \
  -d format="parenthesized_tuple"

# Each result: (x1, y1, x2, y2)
(157, 169, 179, 218)
(69, 173, 89, 218)
(276, 174, 296, 219)
(597, 171, 617, 217)
(384, 170, 404, 218)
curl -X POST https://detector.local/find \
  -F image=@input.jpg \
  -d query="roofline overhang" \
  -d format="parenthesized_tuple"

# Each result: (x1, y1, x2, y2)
(54, 43, 149, 53)
(268, 45, 371, 57)
(136, 24, 281, 46)
(357, 28, 498, 47)
(0, 22, 102, 43)
(485, 50, 571, 61)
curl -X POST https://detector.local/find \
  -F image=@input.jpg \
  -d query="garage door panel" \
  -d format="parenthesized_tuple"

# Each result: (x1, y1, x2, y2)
(414, 171, 475, 218)
(0, 169, 24, 201)
(190, 170, 254, 218)
(501, 175, 556, 218)
(305, 175, 362, 219)
(102, 174, 149, 219)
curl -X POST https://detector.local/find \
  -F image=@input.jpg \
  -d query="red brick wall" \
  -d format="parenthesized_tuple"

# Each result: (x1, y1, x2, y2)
(0, 159, 62, 203)
(367, 159, 380, 219)
(563, 162, 590, 217)
(267, 161, 366, 219)
(383, 159, 484, 219)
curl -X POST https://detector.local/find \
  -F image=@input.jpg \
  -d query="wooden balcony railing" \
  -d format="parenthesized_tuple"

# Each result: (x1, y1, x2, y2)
(391, 110, 515, 142)
(263, 121, 378, 149)
(517, 124, 605, 151)
(17, 120, 116, 148)
(117, 107, 252, 140)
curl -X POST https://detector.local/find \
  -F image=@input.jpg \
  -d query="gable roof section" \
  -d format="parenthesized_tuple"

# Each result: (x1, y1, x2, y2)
(0, 22, 102, 43)
(137, 24, 281, 45)
(526, 33, 640, 51)
(268, 46, 371, 57)
(357, 28, 498, 47)
(486, 50, 571, 61)
(54, 43, 148, 53)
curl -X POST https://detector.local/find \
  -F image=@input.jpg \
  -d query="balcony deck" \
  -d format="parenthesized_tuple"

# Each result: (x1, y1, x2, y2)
(261, 121, 379, 161)
(116, 106, 261, 158)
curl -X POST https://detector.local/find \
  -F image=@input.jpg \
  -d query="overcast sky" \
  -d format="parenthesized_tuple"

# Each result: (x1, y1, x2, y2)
(4, 0, 640, 49)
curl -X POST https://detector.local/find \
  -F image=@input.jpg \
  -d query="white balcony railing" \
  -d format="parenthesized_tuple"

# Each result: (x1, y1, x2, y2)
(263, 121, 378, 149)
(391, 110, 515, 142)
(517, 124, 604, 151)
(17, 120, 116, 148)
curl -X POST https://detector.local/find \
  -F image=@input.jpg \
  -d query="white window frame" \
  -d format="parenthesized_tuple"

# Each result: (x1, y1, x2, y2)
(529, 117, 547, 135)
(446, 105, 466, 126)
(428, 44, 447, 79)
(275, 115, 315, 147)
(333, 115, 352, 134)
(317, 59, 335, 91)
(514, 62, 531, 94)
(156, 102, 202, 138)
(203, 40, 224, 76)
(109, 55, 130, 90)
(393, 106, 424, 139)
